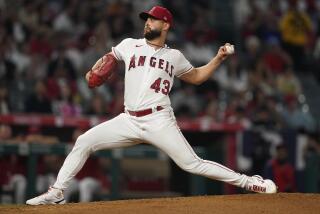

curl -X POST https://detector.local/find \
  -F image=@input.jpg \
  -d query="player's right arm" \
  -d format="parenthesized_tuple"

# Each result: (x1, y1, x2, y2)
(179, 43, 233, 85)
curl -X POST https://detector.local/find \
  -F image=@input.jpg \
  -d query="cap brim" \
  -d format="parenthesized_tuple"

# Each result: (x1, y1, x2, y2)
(139, 12, 159, 21)
(139, 11, 173, 27)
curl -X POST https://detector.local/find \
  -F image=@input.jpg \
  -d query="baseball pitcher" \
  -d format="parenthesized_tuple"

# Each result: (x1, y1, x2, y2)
(27, 6, 276, 205)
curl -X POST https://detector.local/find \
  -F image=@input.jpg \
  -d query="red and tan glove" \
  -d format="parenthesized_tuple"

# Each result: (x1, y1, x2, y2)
(88, 53, 118, 88)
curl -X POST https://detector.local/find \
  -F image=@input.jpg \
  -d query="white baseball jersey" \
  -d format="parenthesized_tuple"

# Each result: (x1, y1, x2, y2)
(112, 38, 193, 111)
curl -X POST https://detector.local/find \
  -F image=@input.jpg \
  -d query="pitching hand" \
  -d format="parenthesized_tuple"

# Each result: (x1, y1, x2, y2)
(217, 43, 235, 61)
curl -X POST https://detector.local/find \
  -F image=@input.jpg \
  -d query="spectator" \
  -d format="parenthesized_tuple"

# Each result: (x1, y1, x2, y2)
(0, 84, 10, 114)
(106, 2, 134, 41)
(18, 125, 60, 196)
(52, 82, 82, 117)
(0, 38, 16, 83)
(226, 105, 252, 129)
(276, 65, 302, 99)
(280, 96, 315, 132)
(24, 125, 59, 144)
(252, 104, 278, 129)
(242, 35, 262, 70)
(240, 0, 265, 40)
(47, 42, 76, 80)
(25, 80, 52, 114)
(9, 43, 31, 74)
(25, 53, 48, 81)
(85, 92, 107, 116)
(200, 100, 220, 123)
(214, 55, 248, 94)
(262, 36, 292, 74)
(264, 96, 284, 129)
(258, 7, 282, 43)
(279, 0, 313, 69)
(171, 84, 203, 118)
(248, 59, 277, 98)
(28, 30, 53, 59)
(106, 80, 125, 117)
(53, 4, 75, 33)
(264, 144, 296, 192)
(0, 125, 27, 204)
(46, 42, 78, 100)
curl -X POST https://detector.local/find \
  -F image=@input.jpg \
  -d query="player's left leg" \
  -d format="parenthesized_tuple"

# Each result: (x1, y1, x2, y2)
(142, 109, 277, 194)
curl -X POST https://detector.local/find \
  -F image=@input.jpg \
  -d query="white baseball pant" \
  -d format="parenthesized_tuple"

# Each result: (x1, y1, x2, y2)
(53, 107, 249, 190)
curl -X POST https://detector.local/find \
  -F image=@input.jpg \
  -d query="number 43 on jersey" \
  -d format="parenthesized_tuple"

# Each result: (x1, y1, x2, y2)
(150, 78, 170, 95)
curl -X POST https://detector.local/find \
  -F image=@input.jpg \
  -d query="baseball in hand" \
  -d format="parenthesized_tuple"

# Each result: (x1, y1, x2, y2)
(225, 44, 235, 54)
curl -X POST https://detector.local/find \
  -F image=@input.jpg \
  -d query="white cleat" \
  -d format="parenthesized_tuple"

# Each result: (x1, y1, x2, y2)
(26, 187, 66, 205)
(245, 175, 277, 194)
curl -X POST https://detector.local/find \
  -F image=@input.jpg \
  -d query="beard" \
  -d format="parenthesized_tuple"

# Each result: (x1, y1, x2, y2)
(144, 28, 161, 40)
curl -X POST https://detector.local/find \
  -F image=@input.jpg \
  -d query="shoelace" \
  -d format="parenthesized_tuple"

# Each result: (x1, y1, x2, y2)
(35, 191, 50, 199)
(253, 175, 265, 183)
(38, 186, 59, 198)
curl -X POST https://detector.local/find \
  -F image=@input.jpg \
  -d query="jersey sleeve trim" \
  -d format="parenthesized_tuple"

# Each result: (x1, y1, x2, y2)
(176, 66, 194, 77)
(111, 47, 121, 61)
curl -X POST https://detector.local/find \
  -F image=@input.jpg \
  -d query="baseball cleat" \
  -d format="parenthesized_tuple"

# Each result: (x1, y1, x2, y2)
(26, 186, 66, 205)
(245, 175, 277, 194)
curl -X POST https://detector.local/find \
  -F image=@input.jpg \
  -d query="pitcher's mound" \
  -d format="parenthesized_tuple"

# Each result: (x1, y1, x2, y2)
(2, 193, 319, 214)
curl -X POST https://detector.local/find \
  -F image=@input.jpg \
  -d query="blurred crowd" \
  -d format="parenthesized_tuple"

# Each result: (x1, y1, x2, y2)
(0, 0, 318, 131)
(0, 0, 320, 203)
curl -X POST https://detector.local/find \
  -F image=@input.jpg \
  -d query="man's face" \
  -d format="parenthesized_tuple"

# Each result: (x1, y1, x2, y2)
(144, 17, 165, 40)
(276, 147, 288, 164)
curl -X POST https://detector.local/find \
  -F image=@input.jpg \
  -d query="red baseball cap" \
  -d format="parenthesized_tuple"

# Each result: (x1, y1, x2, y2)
(139, 6, 173, 26)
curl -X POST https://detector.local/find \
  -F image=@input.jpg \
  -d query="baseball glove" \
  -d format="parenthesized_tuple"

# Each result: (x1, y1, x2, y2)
(88, 53, 118, 88)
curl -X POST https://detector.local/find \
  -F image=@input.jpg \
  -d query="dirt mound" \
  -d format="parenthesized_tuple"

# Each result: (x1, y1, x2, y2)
(1, 193, 319, 214)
